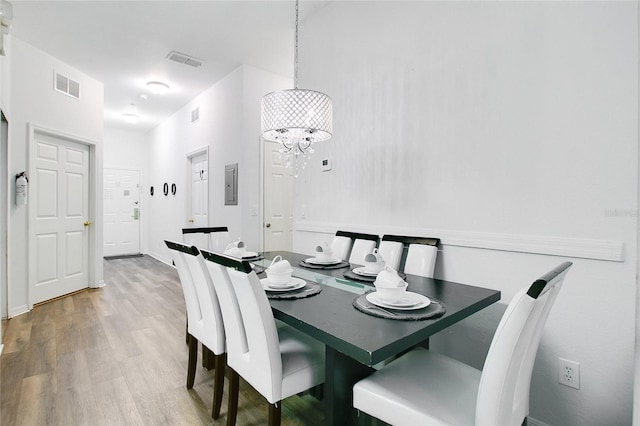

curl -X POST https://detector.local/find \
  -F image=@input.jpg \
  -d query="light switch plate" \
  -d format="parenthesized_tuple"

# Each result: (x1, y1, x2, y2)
(321, 158, 332, 171)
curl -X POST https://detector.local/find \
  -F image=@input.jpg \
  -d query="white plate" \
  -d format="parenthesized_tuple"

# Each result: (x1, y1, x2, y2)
(352, 267, 379, 277)
(305, 257, 342, 265)
(241, 251, 259, 259)
(366, 292, 431, 310)
(260, 277, 306, 292)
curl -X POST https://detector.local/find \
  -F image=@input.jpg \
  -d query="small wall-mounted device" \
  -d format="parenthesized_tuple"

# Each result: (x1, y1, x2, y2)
(321, 158, 332, 172)
(15, 171, 27, 205)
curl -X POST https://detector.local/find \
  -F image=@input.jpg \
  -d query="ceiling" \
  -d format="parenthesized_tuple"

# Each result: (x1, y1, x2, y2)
(9, 1, 330, 132)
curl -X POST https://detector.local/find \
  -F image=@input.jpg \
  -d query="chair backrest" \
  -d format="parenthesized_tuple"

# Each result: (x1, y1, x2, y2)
(330, 236, 352, 261)
(165, 240, 225, 354)
(377, 240, 403, 270)
(476, 262, 572, 425)
(335, 231, 380, 264)
(201, 250, 284, 403)
(182, 226, 230, 252)
(404, 244, 438, 278)
(381, 235, 440, 278)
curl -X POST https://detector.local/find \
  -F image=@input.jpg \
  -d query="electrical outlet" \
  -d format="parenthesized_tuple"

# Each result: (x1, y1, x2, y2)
(558, 358, 580, 389)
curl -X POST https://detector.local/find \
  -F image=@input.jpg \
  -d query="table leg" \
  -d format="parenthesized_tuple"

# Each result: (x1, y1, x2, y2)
(325, 347, 374, 426)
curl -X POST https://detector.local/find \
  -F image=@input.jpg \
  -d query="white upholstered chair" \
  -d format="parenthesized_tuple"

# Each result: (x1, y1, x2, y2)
(333, 231, 380, 265)
(182, 226, 230, 252)
(330, 235, 353, 261)
(201, 250, 325, 426)
(164, 240, 226, 419)
(404, 243, 438, 278)
(377, 240, 403, 270)
(353, 262, 572, 426)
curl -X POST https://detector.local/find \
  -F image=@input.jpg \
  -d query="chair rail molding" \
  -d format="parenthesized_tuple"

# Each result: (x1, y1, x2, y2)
(294, 220, 625, 262)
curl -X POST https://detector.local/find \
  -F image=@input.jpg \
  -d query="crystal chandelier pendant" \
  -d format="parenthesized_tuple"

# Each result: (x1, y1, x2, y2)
(261, 0, 332, 175)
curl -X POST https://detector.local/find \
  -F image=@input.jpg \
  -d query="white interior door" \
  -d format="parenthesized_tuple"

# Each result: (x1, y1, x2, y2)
(30, 131, 90, 304)
(103, 168, 140, 256)
(264, 141, 293, 251)
(188, 151, 208, 227)
(1, 113, 7, 320)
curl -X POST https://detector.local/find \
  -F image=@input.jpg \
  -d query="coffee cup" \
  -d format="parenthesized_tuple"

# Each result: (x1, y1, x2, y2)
(266, 255, 293, 287)
(363, 248, 385, 274)
(315, 242, 333, 261)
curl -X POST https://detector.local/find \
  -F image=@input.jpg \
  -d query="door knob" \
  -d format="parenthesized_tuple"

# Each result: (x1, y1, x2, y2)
(83, 220, 92, 227)
(265, 223, 271, 228)
(188, 219, 194, 223)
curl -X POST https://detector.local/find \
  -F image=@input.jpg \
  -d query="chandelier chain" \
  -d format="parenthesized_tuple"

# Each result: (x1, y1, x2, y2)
(294, 0, 299, 89)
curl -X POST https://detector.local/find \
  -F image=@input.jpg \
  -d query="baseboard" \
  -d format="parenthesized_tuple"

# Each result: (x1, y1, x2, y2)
(147, 252, 173, 267)
(528, 416, 552, 426)
(0, 343, 3, 355)
(295, 220, 624, 262)
(8, 304, 29, 318)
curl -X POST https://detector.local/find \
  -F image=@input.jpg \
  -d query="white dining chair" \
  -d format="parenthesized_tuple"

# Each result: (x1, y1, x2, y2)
(377, 240, 403, 270)
(353, 262, 572, 426)
(201, 250, 325, 426)
(182, 226, 230, 252)
(403, 243, 438, 278)
(164, 240, 226, 419)
(330, 235, 352, 261)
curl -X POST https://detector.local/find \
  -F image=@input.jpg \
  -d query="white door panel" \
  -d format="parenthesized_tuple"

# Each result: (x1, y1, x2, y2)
(103, 169, 140, 256)
(264, 141, 293, 251)
(188, 152, 208, 227)
(31, 132, 90, 304)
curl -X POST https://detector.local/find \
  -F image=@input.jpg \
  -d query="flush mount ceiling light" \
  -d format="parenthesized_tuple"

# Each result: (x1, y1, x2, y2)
(261, 0, 332, 176)
(146, 81, 170, 95)
(122, 113, 139, 124)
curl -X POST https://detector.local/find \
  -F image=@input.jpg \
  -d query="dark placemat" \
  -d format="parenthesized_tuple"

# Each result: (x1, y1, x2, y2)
(343, 269, 406, 283)
(352, 292, 446, 321)
(266, 282, 322, 300)
(299, 260, 350, 270)
(241, 254, 264, 262)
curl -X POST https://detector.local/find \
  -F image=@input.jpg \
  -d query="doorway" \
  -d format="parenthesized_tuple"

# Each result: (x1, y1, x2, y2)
(103, 168, 141, 256)
(187, 149, 208, 227)
(263, 140, 293, 251)
(29, 126, 93, 305)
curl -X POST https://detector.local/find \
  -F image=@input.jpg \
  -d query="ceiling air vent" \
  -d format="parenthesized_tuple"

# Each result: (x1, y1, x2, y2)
(167, 51, 204, 68)
(191, 107, 200, 124)
(54, 71, 80, 99)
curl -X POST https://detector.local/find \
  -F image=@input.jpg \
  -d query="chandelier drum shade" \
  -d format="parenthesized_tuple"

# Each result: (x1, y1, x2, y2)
(261, 88, 332, 150)
(261, 0, 333, 174)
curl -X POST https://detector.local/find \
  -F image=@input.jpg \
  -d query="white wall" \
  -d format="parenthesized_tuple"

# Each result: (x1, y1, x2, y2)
(7, 37, 104, 316)
(147, 64, 290, 264)
(103, 126, 149, 254)
(295, 2, 637, 425)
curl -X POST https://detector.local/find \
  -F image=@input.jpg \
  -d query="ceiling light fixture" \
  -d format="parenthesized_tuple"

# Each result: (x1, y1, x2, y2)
(122, 113, 139, 124)
(146, 81, 170, 95)
(261, 0, 332, 176)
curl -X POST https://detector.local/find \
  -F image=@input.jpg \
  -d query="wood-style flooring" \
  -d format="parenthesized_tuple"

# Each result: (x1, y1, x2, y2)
(1, 255, 324, 425)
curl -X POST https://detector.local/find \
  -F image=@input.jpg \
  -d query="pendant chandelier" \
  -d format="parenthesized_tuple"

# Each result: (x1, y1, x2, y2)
(261, 0, 332, 176)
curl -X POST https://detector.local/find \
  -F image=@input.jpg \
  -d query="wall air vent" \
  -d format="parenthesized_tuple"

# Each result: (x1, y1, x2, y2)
(191, 107, 200, 124)
(54, 71, 80, 99)
(167, 51, 205, 68)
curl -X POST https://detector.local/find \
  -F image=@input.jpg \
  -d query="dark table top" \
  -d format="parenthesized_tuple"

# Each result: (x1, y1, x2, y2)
(255, 251, 501, 366)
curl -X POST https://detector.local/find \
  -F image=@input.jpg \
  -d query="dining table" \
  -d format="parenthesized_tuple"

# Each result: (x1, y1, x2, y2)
(253, 251, 501, 426)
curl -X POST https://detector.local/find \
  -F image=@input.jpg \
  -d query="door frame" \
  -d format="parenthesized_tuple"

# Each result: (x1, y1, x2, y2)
(186, 146, 209, 226)
(27, 123, 99, 309)
(0, 111, 7, 322)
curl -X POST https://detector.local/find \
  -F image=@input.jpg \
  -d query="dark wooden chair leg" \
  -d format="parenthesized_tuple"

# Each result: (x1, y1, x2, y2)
(226, 369, 239, 426)
(186, 334, 198, 389)
(202, 346, 215, 370)
(211, 353, 226, 419)
(268, 401, 281, 426)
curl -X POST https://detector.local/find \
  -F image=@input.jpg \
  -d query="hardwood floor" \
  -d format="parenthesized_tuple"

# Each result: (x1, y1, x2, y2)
(1, 255, 324, 425)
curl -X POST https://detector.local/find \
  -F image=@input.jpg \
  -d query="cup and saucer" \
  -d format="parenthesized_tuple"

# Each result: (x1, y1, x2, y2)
(261, 255, 306, 292)
(368, 266, 431, 310)
(305, 242, 342, 265)
(353, 248, 385, 277)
